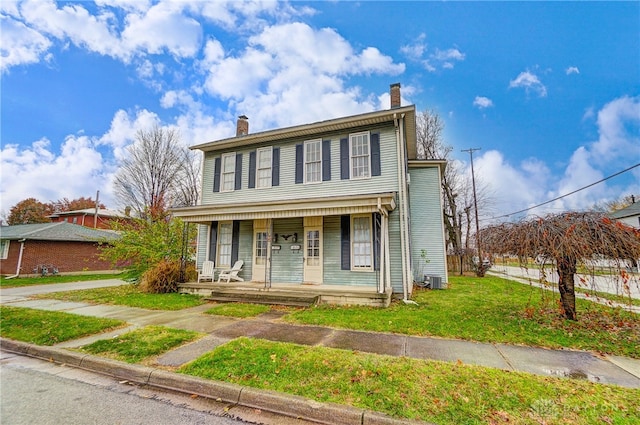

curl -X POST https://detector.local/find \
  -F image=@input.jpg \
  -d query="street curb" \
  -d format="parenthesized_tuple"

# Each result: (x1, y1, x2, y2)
(0, 338, 431, 425)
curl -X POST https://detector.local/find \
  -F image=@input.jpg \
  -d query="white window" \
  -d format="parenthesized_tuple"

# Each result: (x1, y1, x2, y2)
(257, 147, 272, 189)
(255, 232, 268, 265)
(350, 132, 370, 179)
(0, 240, 9, 260)
(217, 222, 233, 267)
(221, 153, 236, 192)
(351, 215, 372, 269)
(304, 139, 322, 183)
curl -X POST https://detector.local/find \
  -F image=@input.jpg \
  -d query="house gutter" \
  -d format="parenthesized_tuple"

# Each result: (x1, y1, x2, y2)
(5, 239, 25, 279)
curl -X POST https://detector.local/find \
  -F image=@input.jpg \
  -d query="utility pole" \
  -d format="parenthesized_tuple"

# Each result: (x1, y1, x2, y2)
(461, 147, 484, 276)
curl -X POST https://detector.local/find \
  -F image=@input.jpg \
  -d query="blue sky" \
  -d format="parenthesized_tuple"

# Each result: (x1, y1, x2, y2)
(1, 0, 639, 222)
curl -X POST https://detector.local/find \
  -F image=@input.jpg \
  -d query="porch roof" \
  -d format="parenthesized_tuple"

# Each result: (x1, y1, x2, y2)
(171, 192, 397, 223)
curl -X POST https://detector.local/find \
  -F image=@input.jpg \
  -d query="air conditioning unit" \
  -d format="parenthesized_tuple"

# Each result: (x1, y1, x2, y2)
(428, 275, 444, 289)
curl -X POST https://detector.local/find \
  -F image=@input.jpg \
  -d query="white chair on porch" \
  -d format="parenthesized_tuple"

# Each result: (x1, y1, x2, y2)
(197, 260, 216, 283)
(217, 260, 244, 283)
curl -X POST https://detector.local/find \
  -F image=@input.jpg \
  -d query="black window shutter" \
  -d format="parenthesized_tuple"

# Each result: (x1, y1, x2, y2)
(209, 221, 218, 262)
(371, 133, 381, 177)
(295, 144, 303, 184)
(341, 215, 351, 270)
(322, 139, 331, 181)
(272, 147, 280, 186)
(213, 158, 221, 192)
(231, 221, 240, 264)
(234, 154, 242, 190)
(340, 137, 349, 180)
(373, 213, 381, 271)
(248, 151, 256, 189)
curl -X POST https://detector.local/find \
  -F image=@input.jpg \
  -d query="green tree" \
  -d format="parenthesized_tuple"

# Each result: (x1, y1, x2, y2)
(100, 217, 195, 282)
(7, 198, 54, 224)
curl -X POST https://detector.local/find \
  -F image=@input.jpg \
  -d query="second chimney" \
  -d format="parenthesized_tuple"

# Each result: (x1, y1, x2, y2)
(236, 115, 249, 136)
(390, 83, 401, 109)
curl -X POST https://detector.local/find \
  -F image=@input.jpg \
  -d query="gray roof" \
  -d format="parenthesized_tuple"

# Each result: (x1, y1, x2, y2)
(610, 202, 640, 220)
(0, 222, 120, 242)
(48, 208, 127, 218)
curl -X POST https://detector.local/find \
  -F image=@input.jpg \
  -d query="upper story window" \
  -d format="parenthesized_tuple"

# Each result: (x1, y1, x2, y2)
(340, 132, 380, 180)
(350, 132, 370, 179)
(257, 147, 272, 189)
(304, 140, 322, 183)
(221, 153, 236, 192)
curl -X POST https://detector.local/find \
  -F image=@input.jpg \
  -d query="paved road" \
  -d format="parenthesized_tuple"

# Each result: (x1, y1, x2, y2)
(491, 265, 640, 299)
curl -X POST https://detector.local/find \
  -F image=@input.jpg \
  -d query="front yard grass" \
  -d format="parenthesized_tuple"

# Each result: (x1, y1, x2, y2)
(79, 325, 202, 363)
(32, 284, 205, 310)
(0, 306, 125, 345)
(205, 303, 272, 318)
(180, 337, 640, 425)
(0, 273, 124, 288)
(284, 275, 640, 358)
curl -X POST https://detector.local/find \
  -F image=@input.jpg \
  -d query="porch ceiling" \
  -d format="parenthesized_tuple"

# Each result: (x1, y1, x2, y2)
(171, 192, 396, 223)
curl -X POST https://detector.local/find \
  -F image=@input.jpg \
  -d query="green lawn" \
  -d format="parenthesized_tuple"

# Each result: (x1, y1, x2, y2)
(284, 275, 640, 358)
(0, 273, 124, 288)
(205, 303, 272, 318)
(180, 337, 640, 425)
(0, 306, 125, 345)
(33, 284, 205, 310)
(79, 326, 202, 363)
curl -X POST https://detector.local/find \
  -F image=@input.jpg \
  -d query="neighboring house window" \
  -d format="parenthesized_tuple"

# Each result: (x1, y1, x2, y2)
(350, 132, 370, 179)
(304, 139, 322, 183)
(351, 214, 373, 269)
(0, 240, 9, 260)
(255, 232, 268, 265)
(217, 222, 233, 267)
(221, 153, 236, 192)
(257, 147, 272, 189)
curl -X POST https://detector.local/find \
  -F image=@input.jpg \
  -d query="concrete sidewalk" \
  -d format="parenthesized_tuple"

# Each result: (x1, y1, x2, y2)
(2, 280, 640, 424)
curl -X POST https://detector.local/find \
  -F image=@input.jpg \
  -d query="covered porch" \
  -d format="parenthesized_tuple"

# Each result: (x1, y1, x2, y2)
(172, 193, 400, 306)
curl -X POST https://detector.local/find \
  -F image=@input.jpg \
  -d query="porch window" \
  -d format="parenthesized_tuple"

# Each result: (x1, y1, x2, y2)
(352, 215, 372, 269)
(0, 240, 9, 260)
(257, 147, 272, 189)
(350, 132, 370, 179)
(304, 139, 322, 183)
(221, 153, 236, 192)
(255, 231, 267, 265)
(217, 222, 233, 267)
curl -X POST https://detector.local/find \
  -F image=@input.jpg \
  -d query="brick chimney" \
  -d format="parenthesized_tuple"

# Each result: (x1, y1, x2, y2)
(390, 83, 401, 109)
(236, 115, 249, 136)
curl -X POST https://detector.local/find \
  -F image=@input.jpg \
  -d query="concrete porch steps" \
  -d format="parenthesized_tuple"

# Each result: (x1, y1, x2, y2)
(206, 289, 319, 307)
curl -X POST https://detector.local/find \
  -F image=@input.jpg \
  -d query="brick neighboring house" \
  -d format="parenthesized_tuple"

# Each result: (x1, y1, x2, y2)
(0, 222, 120, 277)
(48, 208, 129, 229)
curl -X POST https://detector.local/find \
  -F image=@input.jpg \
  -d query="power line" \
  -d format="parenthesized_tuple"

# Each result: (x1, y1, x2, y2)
(485, 162, 640, 221)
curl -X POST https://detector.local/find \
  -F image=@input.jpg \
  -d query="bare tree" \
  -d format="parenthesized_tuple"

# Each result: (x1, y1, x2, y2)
(482, 211, 640, 320)
(113, 126, 200, 220)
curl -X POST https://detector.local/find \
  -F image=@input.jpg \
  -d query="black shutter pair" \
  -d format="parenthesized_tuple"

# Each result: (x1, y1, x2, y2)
(213, 154, 243, 192)
(340, 133, 381, 180)
(248, 148, 280, 188)
(295, 141, 331, 184)
(340, 213, 381, 271)
(208, 221, 240, 264)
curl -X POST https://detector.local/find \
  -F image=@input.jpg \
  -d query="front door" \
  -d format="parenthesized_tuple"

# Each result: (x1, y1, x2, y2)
(303, 217, 323, 284)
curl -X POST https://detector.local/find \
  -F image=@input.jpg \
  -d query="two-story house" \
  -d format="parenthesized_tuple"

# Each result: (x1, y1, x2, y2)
(172, 84, 448, 306)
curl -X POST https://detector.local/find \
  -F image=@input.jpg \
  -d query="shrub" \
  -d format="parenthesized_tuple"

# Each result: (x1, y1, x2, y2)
(140, 260, 196, 293)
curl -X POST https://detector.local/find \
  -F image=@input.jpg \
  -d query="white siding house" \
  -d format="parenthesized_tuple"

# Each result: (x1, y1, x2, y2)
(172, 84, 448, 305)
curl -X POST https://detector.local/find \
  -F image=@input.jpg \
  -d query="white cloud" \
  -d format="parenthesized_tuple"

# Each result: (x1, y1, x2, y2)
(591, 95, 640, 161)
(509, 70, 547, 97)
(566, 66, 580, 75)
(0, 14, 52, 73)
(401, 34, 464, 72)
(473, 96, 494, 109)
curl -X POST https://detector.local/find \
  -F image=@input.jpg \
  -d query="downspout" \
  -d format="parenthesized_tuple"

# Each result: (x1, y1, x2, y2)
(377, 198, 386, 294)
(6, 239, 25, 279)
(394, 114, 416, 304)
